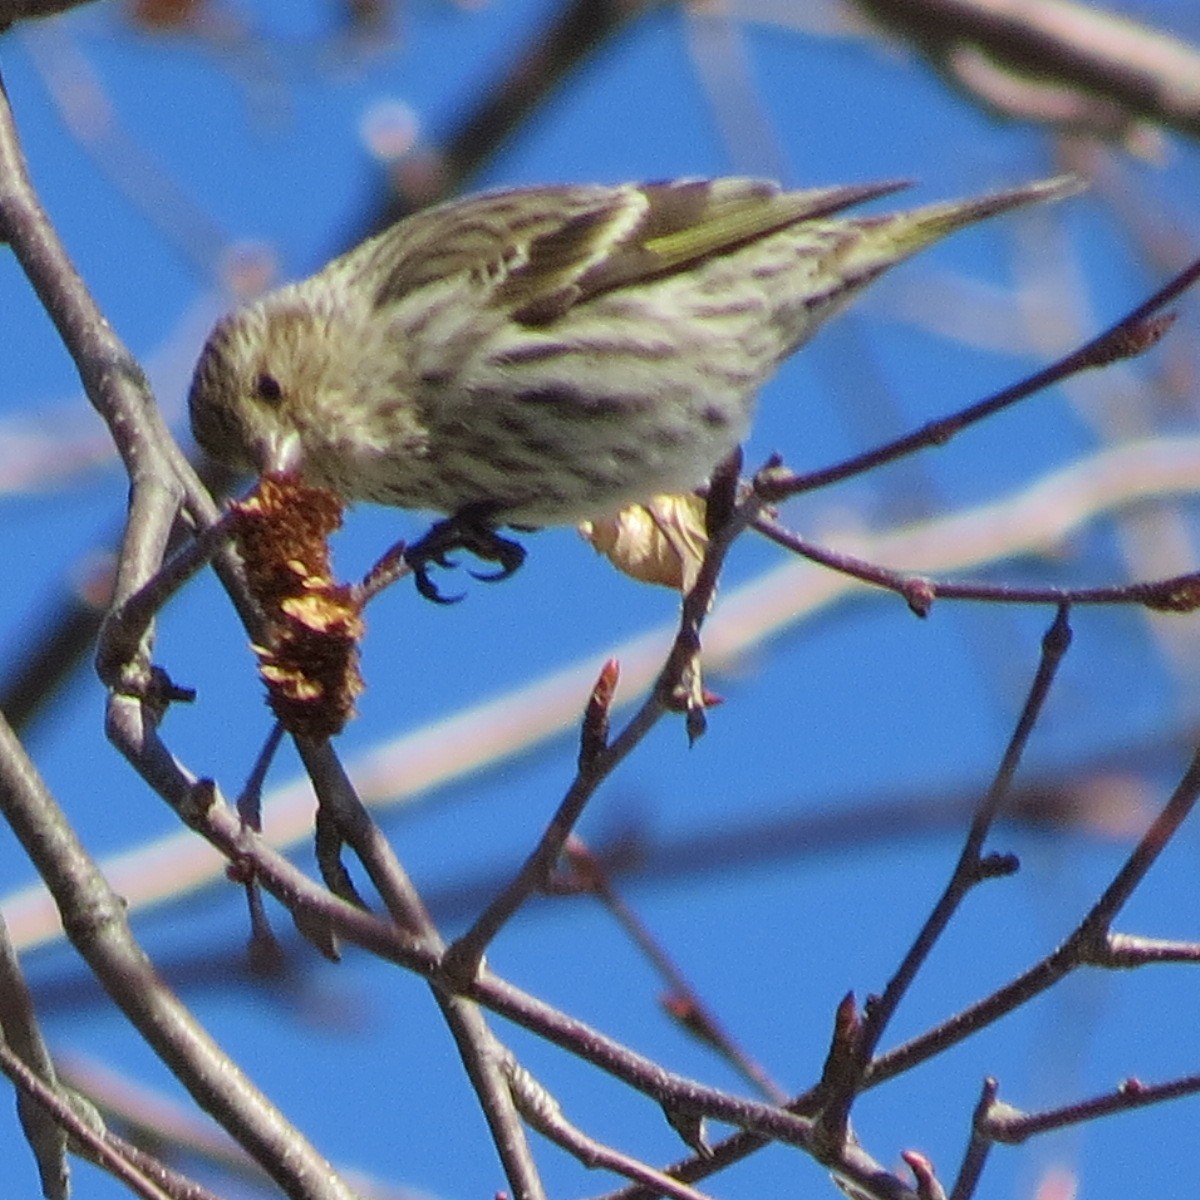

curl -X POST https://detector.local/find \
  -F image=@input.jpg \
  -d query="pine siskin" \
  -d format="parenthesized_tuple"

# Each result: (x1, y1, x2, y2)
(189, 176, 1079, 533)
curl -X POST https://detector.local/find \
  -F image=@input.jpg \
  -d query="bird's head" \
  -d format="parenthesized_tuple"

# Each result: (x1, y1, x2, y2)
(188, 295, 348, 481)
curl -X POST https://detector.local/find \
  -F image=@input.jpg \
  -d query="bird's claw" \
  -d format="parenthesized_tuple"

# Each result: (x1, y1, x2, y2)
(405, 513, 526, 603)
(412, 564, 465, 605)
(466, 534, 526, 584)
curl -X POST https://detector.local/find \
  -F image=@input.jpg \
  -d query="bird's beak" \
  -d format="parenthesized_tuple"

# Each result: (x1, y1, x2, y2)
(254, 429, 303, 476)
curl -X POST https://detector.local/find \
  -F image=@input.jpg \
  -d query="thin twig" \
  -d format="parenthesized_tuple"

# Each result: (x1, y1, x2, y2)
(472, 974, 915, 1200)
(814, 607, 1071, 1147)
(0, 908, 66, 1198)
(0, 1039, 177, 1200)
(89, 1129, 231, 1200)
(501, 1051, 715, 1200)
(946, 1077, 997, 1200)
(0, 70, 185, 700)
(772, 260, 1197, 499)
(97, 507, 247, 687)
(980, 1071, 1200, 1142)
(865, 742, 1200, 1089)
(440, 468, 767, 989)
(1102, 932, 1200, 964)
(755, 516, 1200, 615)
(597, 670, 1200, 1200)
(0, 708, 360, 1200)
(294, 737, 547, 1200)
(164, 773, 917, 1199)
(561, 838, 789, 1104)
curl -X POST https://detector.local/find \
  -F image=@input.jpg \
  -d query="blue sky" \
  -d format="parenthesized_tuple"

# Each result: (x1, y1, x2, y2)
(3, 2, 1200, 1199)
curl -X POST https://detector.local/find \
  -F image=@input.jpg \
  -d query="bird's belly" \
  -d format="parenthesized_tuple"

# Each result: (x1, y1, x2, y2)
(347, 384, 751, 526)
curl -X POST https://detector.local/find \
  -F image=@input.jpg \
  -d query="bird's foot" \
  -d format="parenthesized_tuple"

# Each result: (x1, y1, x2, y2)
(405, 511, 527, 604)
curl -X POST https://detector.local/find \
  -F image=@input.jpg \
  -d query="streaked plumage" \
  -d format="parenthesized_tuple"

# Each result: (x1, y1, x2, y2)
(189, 175, 1079, 527)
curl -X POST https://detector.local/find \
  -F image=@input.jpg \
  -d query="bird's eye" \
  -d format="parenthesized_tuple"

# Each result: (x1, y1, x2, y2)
(254, 372, 284, 405)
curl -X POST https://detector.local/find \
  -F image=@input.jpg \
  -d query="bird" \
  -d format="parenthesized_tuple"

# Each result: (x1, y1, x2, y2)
(188, 174, 1079, 597)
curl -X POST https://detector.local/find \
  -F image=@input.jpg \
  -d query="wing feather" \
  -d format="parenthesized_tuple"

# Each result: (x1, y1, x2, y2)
(358, 178, 914, 326)
(362, 185, 631, 310)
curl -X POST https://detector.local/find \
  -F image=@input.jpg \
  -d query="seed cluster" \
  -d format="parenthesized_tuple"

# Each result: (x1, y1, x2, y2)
(228, 473, 364, 737)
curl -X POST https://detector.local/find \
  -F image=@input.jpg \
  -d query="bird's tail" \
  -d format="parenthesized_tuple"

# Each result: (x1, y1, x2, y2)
(850, 174, 1083, 266)
(777, 174, 1082, 349)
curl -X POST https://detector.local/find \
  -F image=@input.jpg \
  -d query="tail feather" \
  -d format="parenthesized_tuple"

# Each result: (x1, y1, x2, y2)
(769, 174, 1082, 359)
(855, 174, 1083, 262)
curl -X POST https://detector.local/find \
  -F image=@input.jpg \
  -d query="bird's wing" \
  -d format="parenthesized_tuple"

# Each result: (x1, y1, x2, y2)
(360, 179, 912, 327)
(560, 178, 913, 307)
